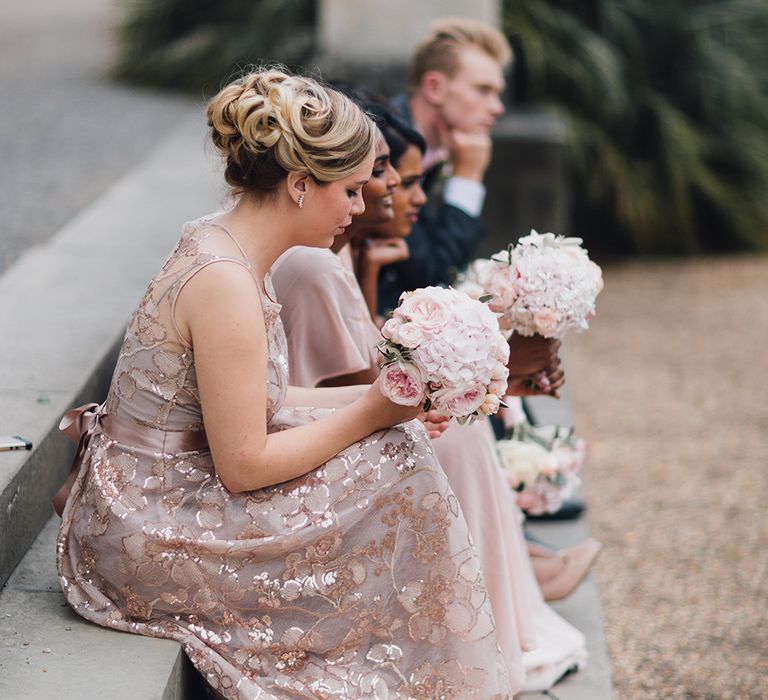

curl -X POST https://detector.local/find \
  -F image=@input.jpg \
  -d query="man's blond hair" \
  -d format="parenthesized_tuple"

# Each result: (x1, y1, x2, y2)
(408, 17, 512, 94)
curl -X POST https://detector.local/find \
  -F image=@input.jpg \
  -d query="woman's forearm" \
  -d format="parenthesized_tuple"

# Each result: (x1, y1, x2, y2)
(220, 394, 400, 492)
(284, 384, 368, 408)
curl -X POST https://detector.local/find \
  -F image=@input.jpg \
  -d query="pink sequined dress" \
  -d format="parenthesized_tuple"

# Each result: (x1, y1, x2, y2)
(272, 245, 587, 693)
(57, 218, 513, 699)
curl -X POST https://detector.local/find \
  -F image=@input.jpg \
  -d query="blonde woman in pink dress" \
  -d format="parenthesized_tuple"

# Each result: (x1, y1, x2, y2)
(272, 104, 588, 692)
(55, 70, 514, 699)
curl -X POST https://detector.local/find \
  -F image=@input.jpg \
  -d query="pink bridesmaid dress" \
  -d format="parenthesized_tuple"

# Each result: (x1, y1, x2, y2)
(272, 244, 587, 692)
(57, 220, 513, 699)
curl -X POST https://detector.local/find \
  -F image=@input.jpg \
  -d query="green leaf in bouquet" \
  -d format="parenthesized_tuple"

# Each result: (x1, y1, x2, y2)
(489, 242, 517, 267)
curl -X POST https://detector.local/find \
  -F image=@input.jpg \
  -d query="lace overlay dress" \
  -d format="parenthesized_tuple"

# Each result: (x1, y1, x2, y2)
(57, 218, 512, 699)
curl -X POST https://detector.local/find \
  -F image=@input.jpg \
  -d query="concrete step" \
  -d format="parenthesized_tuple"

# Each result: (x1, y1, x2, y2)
(523, 516, 615, 699)
(0, 108, 221, 588)
(0, 108, 218, 699)
(519, 391, 615, 699)
(0, 517, 206, 700)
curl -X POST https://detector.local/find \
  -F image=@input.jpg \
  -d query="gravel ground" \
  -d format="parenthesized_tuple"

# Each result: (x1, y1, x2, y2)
(568, 254, 768, 698)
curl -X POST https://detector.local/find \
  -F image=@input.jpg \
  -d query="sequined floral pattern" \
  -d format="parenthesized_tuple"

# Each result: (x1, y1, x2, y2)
(57, 218, 511, 698)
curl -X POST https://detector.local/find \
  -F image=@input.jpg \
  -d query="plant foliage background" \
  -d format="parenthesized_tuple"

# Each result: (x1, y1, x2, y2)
(114, 0, 768, 255)
(114, 0, 316, 92)
(504, 0, 768, 254)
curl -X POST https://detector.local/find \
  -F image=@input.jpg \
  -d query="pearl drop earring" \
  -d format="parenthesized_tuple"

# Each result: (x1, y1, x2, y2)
(297, 194, 305, 209)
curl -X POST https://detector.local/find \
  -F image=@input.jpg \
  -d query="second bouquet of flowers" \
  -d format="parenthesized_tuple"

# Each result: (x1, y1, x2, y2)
(378, 286, 510, 422)
(459, 229, 604, 339)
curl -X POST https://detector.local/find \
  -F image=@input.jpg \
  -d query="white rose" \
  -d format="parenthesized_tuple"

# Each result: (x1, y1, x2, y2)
(455, 279, 485, 301)
(477, 393, 501, 417)
(394, 321, 426, 348)
(496, 440, 550, 486)
(381, 317, 400, 341)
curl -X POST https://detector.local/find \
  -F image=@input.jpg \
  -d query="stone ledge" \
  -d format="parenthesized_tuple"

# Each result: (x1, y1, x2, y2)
(0, 108, 221, 588)
(521, 385, 615, 698)
(0, 518, 205, 700)
(524, 515, 615, 699)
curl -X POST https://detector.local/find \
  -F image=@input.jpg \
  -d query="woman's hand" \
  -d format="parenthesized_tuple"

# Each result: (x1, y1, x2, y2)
(418, 410, 451, 439)
(507, 334, 561, 376)
(361, 238, 410, 268)
(357, 238, 411, 322)
(358, 376, 424, 430)
(507, 361, 566, 399)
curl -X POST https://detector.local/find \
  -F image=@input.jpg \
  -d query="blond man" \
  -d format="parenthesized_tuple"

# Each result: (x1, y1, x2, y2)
(381, 17, 512, 312)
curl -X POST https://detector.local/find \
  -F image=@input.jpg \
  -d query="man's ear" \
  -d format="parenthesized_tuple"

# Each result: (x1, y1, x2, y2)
(420, 70, 448, 106)
(285, 172, 310, 206)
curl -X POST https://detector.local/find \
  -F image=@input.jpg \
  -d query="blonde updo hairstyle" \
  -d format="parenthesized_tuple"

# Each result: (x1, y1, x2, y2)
(207, 68, 378, 198)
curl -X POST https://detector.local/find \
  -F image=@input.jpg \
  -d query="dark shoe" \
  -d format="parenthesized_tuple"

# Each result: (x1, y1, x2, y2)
(525, 497, 585, 521)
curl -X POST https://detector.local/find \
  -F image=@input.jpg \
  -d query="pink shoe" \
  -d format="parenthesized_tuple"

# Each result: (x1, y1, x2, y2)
(540, 538, 602, 602)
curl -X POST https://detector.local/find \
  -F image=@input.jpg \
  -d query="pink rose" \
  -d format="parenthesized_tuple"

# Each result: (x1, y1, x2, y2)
(515, 481, 563, 516)
(380, 361, 425, 407)
(489, 273, 519, 310)
(515, 487, 551, 516)
(488, 378, 508, 397)
(431, 382, 487, 418)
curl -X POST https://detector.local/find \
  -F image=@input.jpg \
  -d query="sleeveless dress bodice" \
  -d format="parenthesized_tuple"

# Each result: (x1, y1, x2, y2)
(104, 218, 288, 433)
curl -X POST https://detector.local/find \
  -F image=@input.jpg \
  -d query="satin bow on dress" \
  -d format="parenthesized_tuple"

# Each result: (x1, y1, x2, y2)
(52, 402, 207, 516)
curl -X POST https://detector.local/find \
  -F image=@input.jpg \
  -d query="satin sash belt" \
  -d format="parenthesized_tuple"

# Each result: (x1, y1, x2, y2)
(60, 402, 209, 454)
(53, 403, 208, 516)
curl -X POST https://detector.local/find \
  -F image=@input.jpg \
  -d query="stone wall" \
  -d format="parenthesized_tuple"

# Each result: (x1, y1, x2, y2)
(318, 0, 500, 68)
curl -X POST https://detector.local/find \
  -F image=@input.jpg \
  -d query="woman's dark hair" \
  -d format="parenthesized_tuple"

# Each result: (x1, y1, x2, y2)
(331, 83, 426, 167)
(369, 103, 426, 167)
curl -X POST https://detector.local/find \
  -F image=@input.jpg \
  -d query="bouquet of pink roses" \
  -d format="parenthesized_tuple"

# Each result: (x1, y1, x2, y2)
(378, 286, 509, 422)
(496, 420, 585, 515)
(459, 230, 603, 339)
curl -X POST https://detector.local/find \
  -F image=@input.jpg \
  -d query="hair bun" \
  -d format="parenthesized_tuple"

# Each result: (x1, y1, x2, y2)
(207, 68, 377, 196)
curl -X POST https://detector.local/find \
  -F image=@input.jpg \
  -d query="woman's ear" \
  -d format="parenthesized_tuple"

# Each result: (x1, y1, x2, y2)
(285, 172, 310, 207)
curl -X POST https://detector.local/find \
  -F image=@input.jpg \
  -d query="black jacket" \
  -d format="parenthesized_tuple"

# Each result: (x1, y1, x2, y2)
(378, 94, 487, 314)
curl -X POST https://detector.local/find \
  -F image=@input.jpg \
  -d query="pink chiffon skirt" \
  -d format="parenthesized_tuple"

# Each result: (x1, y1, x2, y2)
(432, 419, 586, 691)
